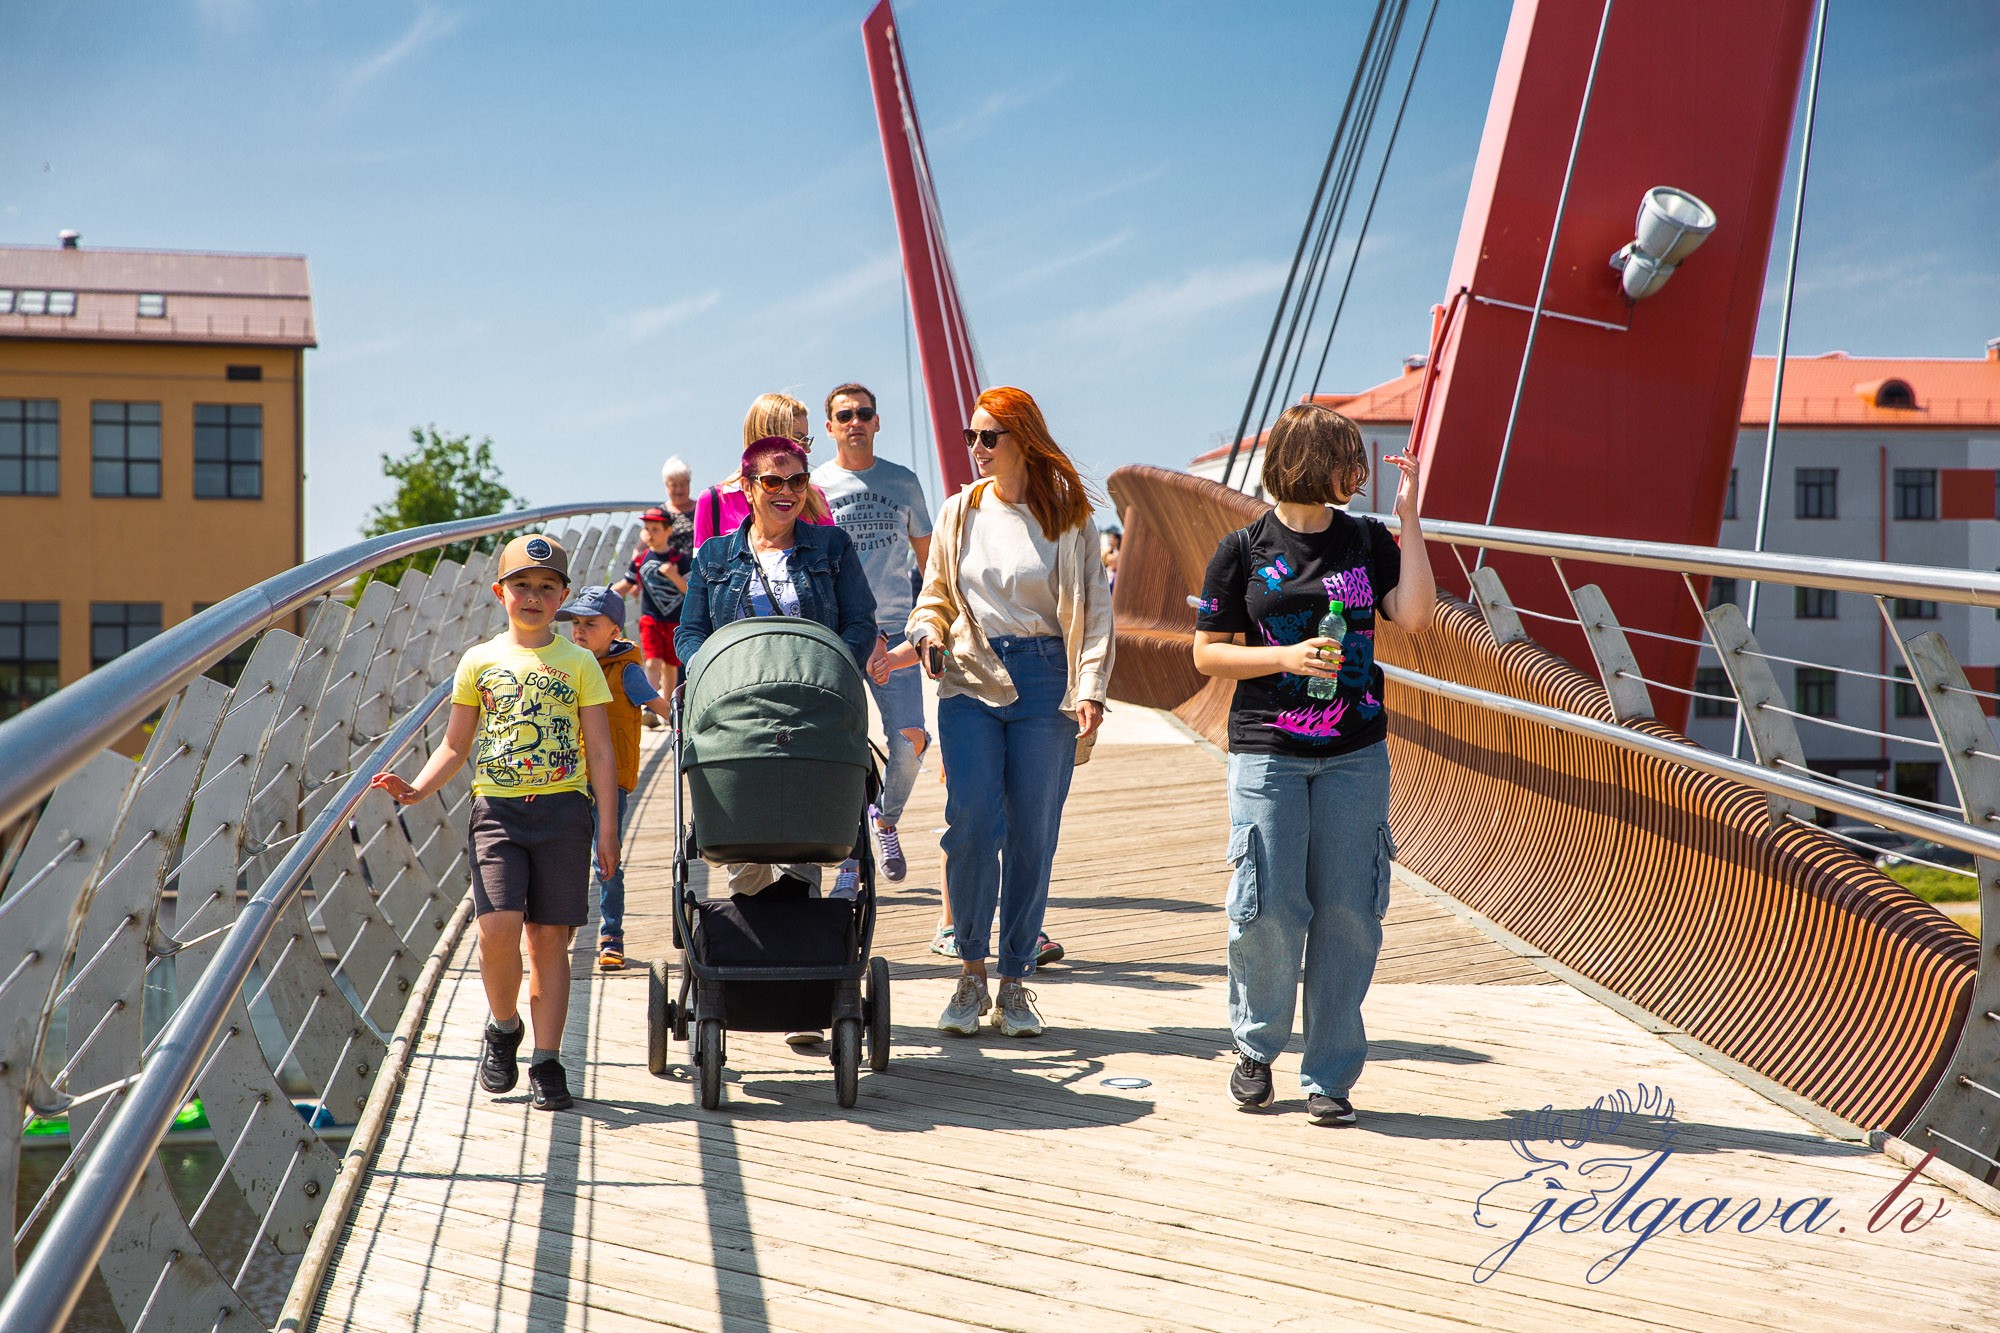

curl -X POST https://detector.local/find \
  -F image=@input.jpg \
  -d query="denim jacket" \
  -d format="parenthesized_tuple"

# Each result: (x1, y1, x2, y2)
(675, 518, 879, 669)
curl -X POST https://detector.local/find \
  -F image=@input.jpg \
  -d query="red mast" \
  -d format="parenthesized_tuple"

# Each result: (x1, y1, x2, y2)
(861, 0, 981, 493)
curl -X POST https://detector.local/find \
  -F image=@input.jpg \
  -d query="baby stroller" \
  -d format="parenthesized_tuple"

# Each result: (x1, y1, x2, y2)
(646, 615, 891, 1109)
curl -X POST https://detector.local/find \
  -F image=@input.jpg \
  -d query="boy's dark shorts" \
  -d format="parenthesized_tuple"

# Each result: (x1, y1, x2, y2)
(468, 791, 593, 926)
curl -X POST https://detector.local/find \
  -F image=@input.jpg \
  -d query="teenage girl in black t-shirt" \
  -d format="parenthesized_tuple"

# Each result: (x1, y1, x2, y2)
(1192, 402, 1434, 1125)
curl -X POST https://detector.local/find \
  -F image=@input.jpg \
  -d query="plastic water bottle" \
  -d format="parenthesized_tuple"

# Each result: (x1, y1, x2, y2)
(1306, 600, 1347, 700)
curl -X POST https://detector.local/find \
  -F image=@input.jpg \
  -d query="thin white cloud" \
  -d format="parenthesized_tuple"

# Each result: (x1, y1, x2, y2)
(611, 290, 723, 344)
(192, 0, 257, 34)
(790, 253, 901, 321)
(932, 75, 1067, 145)
(342, 7, 464, 96)
(1061, 261, 1288, 343)
(1014, 229, 1135, 286)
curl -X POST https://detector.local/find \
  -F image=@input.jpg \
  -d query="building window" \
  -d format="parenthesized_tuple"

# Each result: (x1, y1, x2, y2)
(1694, 667, 1734, 718)
(0, 602, 60, 720)
(1794, 587, 1837, 619)
(1875, 380, 1917, 410)
(1892, 598, 1940, 620)
(1894, 761, 1940, 807)
(0, 399, 59, 495)
(194, 404, 262, 499)
(1893, 666, 1925, 719)
(91, 603, 162, 669)
(91, 402, 162, 497)
(192, 602, 257, 686)
(1894, 468, 1938, 521)
(137, 293, 166, 318)
(0, 290, 12, 314)
(15, 290, 47, 316)
(47, 291, 76, 316)
(1724, 469, 1738, 521)
(1794, 667, 1836, 718)
(1795, 468, 1838, 519)
(225, 364, 263, 382)
(1708, 577, 1739, 610)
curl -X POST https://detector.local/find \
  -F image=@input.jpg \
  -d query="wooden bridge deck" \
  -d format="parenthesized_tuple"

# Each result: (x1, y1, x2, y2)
(312, 701, 2000, 1331)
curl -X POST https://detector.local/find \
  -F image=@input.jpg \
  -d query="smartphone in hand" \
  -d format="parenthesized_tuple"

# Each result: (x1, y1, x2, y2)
(925, 642, 947, 677)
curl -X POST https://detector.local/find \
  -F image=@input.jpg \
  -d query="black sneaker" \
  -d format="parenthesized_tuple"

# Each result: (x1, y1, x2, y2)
(479, 1021, 523, 1093)
(1307, 1093, 1357, 1126)
(528, 1058, 574, 1111)
(1229, 1054, 1274, 1108)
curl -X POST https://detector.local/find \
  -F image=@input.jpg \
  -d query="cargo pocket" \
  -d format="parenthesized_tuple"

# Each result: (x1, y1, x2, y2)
(1226, 822, 1262, 924)
(1372, 822, 1397, 919)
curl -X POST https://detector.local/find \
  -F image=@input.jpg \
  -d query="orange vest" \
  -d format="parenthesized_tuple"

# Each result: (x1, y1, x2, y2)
(598, 640, 644, 791)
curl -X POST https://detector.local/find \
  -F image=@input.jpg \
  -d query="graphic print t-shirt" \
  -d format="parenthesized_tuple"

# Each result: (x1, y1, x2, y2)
(451, 635, 612, 798)
(812, 457, 933, 630)
(1195, 510, 1401, 758)
(626, 544, 689, 622)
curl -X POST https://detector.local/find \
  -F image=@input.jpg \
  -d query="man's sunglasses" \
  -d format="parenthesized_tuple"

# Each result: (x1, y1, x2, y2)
(752, 472, 813, 493)
(833, 406, 877, 424)
(962, 428, 1008, 449)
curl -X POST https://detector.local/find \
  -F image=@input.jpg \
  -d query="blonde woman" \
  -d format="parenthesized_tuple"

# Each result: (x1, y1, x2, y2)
(898, 386, 1113, 1039)
(693, 392, 830, 545)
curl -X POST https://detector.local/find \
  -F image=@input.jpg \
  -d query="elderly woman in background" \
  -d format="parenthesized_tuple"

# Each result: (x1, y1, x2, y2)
(693, 393, 830, 547)
(898, 386, 1113, 1041)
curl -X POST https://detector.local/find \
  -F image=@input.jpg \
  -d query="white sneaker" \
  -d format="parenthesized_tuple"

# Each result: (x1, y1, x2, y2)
(992, 981, 1044, 1038)
(936, 973, 990, 1036)
(784, 1030, 823, 1047)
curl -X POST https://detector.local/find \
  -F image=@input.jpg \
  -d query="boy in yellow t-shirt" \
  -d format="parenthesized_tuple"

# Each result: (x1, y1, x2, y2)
(371, 533, 616, 1112)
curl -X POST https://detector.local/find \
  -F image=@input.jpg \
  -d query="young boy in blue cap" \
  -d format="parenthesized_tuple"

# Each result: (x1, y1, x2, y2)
(558, 584, 672, 970)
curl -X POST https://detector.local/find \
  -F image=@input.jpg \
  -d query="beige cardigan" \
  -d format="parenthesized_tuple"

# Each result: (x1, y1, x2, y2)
(906, 479, 1115, 765)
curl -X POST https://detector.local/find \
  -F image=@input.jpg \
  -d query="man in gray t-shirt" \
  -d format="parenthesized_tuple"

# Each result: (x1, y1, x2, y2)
(812, 383, 933, 888)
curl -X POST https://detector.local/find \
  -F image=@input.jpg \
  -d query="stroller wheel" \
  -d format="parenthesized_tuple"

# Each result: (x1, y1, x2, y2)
(696, 1019, 724, 1110)
(647, 960, 671, 1076)
(832, 1017, 861, 1109)
(864, 956, 891, 1073)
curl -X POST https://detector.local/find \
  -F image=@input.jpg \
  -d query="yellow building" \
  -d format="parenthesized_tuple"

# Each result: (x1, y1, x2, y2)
(0, 234, 313, 718)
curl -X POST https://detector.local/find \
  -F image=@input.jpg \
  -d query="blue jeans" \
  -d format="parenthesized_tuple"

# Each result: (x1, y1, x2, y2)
(938, 636, 1076, 980)
(867, 629, 929, 826)
(594, 788, 629, 946)
(1226, 743, 1394, 1097)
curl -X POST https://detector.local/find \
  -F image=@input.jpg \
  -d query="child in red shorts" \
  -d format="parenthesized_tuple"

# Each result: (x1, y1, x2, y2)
(612, 506, 689, 720)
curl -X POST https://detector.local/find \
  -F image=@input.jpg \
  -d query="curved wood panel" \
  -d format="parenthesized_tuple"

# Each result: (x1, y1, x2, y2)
(1107, 464, 1978, 1130)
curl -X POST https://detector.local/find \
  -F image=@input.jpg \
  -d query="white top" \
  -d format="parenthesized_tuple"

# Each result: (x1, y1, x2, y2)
(746, 548, 801, 617)
(959, 493, 1062, 639)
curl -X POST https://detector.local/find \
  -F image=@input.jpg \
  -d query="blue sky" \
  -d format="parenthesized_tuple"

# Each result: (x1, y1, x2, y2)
(4, 1, 1995, 555)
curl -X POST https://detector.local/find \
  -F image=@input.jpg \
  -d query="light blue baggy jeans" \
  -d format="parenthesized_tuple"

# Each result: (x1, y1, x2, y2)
(1225, 742, 1395, 1097)
(938, 635, 1076, 980)
(868, 628, 929, 827)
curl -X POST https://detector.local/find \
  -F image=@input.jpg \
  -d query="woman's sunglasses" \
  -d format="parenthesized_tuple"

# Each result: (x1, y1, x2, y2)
(962, 428, 1008, 449)
(833, 407, 876, 424)
(752, 472, 813, 494)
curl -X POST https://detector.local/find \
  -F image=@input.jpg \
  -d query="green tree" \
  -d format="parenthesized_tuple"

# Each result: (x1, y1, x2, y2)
(357, 426, 527, 593)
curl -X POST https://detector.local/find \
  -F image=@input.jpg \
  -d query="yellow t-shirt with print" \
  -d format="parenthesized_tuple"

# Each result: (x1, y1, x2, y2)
(451, 635, 612, 798)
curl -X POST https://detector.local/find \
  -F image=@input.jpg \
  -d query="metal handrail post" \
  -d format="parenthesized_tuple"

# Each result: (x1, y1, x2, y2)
(0, 681, 452, 1333)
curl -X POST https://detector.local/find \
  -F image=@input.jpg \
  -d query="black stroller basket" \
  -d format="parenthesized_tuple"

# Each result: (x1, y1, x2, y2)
(646, 616, 892, 1110)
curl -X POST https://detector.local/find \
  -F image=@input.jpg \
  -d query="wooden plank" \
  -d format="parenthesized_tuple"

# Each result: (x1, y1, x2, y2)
(312, 708, 2000, 1332)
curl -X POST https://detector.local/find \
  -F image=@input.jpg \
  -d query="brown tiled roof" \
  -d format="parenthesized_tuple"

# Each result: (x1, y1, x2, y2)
(0, 243, 315, 347)
(1190, 348, 2000, 464)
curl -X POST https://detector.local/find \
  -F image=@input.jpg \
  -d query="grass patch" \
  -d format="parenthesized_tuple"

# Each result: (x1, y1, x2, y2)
(1883, 864, 1978, 903)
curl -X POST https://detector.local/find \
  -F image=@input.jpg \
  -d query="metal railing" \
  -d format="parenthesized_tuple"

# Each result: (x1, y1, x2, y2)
(1373, 510, 2000, 1183)
(0, 503, 649, 1332)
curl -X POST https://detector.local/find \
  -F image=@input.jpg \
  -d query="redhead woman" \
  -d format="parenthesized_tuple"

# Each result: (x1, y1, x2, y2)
(898, 387, 1113, 1039)
(1191, 403, 1433, 1126)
